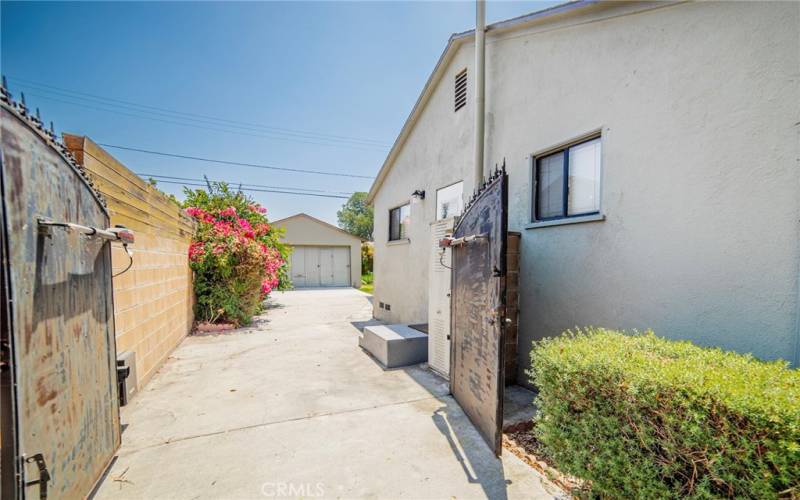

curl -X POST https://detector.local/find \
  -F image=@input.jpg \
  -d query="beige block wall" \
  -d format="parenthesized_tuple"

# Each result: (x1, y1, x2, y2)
(64, 134, 196, 390)
(110, 235, 194, 387)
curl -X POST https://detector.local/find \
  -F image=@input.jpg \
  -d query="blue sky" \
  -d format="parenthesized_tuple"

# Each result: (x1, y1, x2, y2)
(2, 1, 556, 224)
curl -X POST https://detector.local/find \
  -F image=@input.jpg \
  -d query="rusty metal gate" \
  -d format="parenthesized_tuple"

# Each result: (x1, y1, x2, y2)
(450, 168, 508, 456)
(1, 92, 120, 498)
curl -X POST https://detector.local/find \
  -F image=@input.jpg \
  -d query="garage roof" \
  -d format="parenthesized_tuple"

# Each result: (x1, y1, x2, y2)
(272, 213, 364, 242)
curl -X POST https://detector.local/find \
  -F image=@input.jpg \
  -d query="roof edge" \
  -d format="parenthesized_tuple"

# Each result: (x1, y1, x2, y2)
(272, 212, 366, 242)
(366, 0, 597, 204)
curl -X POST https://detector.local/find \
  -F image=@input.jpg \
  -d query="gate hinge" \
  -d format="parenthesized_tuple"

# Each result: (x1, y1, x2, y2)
(23, 453, 50, 500)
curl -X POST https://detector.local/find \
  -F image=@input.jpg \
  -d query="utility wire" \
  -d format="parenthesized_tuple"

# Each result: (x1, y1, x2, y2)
(139, 173, 354, 195)
(8, 75, 391, 148)
(24, 91, 386, 152)
(98, 143, 375, 179)
(153, 179, 349, 199)
(82, 149, 350, 200)
(10, 75, 390, 146)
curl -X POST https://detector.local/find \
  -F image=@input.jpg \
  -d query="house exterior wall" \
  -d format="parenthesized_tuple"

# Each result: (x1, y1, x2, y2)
(64, 134, 197, 391)
(274, 214, 362, 288)
(373, 41, 479, 324)
(371, 1, 800, 379)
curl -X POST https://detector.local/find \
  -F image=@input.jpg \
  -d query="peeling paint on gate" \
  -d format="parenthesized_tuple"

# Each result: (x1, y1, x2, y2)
(1, 95, 120, 499)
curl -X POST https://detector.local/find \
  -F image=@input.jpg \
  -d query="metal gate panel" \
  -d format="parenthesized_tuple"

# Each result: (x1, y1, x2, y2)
(1, 101, 120, 498)
(450, 169, 507, 455)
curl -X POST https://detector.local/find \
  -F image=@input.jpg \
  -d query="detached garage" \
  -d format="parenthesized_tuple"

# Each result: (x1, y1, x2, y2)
(273, 213, 363, 288)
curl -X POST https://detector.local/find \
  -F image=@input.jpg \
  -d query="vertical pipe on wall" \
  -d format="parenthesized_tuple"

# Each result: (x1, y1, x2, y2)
(474, 0, 486, 187)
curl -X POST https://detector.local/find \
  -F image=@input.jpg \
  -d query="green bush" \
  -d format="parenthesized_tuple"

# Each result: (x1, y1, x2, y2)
(529, 328, 800, 499)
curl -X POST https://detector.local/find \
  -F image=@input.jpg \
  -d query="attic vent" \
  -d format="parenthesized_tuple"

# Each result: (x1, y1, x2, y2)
(454, 69, 467, 112)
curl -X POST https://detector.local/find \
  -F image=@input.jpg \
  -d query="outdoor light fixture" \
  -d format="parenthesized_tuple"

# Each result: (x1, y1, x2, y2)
(411, 189, 426, 200)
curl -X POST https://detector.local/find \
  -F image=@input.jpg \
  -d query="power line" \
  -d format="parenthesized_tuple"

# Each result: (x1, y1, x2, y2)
(139, 173, 354, 195)
(98, 143, 375, 179)
(152, 179, 349, 199)
(81, 149, 350, 200)
(7, 75, 391, 148)
(24, 91, 387, 152)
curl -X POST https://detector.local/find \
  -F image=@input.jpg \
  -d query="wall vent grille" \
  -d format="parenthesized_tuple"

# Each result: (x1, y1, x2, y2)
(454, 69, 467, 112)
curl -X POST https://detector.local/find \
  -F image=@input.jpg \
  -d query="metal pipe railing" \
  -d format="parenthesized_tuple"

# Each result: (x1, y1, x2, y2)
(37, 218, 134, 245)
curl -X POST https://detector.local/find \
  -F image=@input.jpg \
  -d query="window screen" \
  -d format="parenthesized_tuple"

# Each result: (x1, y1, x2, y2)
(536, 153, 565, 219)
(567, 138, 602, 215)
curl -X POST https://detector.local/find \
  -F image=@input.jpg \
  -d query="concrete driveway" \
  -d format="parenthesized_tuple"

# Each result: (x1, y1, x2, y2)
(94, 288, 559, 499)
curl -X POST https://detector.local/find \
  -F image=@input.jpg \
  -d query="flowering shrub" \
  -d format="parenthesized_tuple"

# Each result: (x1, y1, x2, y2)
(183, 182, 290, 325)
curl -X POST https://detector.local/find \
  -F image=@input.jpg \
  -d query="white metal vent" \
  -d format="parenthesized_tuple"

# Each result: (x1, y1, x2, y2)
(428, 218, 455, 377)
(454, 69, 467, 112)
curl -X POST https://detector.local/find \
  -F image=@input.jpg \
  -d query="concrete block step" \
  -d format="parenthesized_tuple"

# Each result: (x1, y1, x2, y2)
(359, 324, 428, 369)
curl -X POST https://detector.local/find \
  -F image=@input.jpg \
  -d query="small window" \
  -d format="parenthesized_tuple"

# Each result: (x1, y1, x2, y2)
(389, 204, 410, 241)
(533, 136, 602, 221)
(436, 181, 463, 220)
(454, 69, 467, 112)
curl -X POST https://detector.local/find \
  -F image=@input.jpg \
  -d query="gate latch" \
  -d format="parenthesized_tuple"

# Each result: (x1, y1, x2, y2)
(438, 232, 488, 248)
(24, 453, 50, 500)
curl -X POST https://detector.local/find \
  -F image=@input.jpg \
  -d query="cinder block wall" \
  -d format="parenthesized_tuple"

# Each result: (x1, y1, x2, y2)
(64, 134, 196, 390)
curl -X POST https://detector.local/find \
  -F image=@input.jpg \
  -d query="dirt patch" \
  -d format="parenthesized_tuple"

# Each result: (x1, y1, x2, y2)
(503, 420, 587, 497)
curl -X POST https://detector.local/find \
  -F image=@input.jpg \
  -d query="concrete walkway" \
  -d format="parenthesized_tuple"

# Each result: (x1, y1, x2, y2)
(94, 289, 559, 499)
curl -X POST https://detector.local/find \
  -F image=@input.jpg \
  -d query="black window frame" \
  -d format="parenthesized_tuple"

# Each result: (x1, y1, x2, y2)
(388, 203, 410, 241)
(532, 135, 602, 222)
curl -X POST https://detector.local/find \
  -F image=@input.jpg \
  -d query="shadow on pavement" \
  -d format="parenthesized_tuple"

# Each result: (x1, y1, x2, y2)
(402, 365, 514, 500)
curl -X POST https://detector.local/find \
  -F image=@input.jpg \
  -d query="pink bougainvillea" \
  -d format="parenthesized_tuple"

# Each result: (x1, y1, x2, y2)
(219, 206, 237, 218)
(188, 241, 205, 262)
(249, 204, 267, 214)
(183, 187, 288, 326)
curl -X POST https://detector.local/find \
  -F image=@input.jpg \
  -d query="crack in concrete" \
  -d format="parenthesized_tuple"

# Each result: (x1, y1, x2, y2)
(118, 394, 447, 456)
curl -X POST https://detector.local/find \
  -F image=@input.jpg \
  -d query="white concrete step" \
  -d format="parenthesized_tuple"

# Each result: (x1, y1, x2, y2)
(359, 324, 428, 368)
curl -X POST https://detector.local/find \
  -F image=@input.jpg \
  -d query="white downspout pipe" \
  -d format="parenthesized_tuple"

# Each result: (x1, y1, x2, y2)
(473, 0, 486, 187)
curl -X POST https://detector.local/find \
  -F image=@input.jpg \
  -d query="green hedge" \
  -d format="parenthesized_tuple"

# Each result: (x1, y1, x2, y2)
(528, 328, 799, 499)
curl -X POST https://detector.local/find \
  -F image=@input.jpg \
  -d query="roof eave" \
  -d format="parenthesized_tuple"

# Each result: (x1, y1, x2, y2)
(366, 0, 597, 204)
(273, 212, 365, 242)
(366, 31, 469, 204)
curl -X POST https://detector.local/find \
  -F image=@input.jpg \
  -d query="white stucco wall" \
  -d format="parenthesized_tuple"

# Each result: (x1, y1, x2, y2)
(371, 1, 800, 377)
(274, 214, 362, 288)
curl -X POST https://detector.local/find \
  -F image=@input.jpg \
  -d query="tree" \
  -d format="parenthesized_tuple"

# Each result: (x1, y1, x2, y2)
(337, 192, 373, 240)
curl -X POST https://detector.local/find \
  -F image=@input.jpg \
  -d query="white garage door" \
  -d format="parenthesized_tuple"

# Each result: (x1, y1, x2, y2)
(290, 246, 351, 287)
